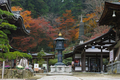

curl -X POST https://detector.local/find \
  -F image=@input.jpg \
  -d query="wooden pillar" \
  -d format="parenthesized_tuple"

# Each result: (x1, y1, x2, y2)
(81, 53, 83, 71)
(101, 54, 103, 73)
(116, 27, 119, 41)
(72, 54, 75, 61)
(88, 57, 90, 72)
(83, 52, 86, 72)
(101, 39, 103, 73)
(96, 54, 97, 72)
(47, 58, 49, 72)
(72, 54, 75, 71)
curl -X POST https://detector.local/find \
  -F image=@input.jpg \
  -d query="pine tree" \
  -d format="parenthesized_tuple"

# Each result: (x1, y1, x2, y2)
(0, 9, 17, 61)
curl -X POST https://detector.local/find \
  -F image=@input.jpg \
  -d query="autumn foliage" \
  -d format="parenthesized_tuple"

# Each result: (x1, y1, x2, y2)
(11, 6, 32, 28)
(11, 3, 111, 52)
(58, 10, 77, 42)
(11, 6, 58, 52)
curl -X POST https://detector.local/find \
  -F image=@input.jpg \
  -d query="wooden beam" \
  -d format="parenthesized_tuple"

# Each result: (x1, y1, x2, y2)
(85, 52, 109, 54)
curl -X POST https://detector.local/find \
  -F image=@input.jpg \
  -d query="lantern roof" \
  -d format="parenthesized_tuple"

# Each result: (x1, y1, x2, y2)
(54, 32, 66, 41)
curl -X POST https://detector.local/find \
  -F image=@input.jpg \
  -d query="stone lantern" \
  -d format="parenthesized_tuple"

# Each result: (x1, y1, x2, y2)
(49, 33, 72, 74)
(54, 33, 66, 65)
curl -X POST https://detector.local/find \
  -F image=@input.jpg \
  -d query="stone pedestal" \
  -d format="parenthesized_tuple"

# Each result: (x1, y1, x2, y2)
(50, 65, 72, 73)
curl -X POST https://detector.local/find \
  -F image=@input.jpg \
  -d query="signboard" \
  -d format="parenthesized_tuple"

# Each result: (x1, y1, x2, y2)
(34, 64, 39, 71)
(109, 50, 114, 62)
(42, 64, 47, 70)
(92, 46, 95, 49)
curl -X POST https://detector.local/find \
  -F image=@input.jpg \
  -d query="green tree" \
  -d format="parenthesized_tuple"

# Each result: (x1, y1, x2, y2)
(0, 9, 17, 79)
(0, 9, 17, 61)
(37, 48, 46, 66)
(11, 0, 49, 18)
(71, 0, 83, 18)
(0, 9, 33, 79)
(11, 0, 83, 18)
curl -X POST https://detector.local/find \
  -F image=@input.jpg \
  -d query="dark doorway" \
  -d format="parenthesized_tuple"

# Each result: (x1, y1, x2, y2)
(90, 58, 100, 72)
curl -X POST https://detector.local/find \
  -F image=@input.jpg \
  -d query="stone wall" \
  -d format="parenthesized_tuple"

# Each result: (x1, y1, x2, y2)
(0, 69, 33, 78)
(107, 61, 120, 74)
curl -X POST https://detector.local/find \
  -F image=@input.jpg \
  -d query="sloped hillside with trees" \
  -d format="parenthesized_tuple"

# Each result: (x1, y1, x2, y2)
(10, 0, 120, 53)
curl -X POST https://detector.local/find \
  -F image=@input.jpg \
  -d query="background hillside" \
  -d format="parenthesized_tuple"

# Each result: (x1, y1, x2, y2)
(11, 0, 119, 53)
(11, 0, 84, 18)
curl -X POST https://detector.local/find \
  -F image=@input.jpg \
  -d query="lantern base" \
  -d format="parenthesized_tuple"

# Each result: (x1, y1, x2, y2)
(54, 62, 65, 66)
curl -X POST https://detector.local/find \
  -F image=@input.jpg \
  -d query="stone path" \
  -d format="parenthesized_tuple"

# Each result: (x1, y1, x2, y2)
(37, 76, 120, 80)
(79, 77, 120, 80)
(37, 76, 81, 80)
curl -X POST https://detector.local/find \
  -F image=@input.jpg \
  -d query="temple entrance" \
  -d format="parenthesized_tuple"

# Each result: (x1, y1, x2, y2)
(90, 58, 100, 72)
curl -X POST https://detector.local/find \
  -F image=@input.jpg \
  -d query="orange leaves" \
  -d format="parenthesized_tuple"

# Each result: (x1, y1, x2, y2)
(66, 10, 72, 13)
(11, 7, 59, 52)
(11, 6, 23, 11)
(83, 13, 96, 22)
(63, 13, 68, 17)
(58, 10, 77, 43)
(75, 28, 79, 40)
(63, 10, 72, 18)
(48, 42, 54, 48)
(11, 6, 32, 28)
(20, 10, 31, 28)
(82, 12, 98, 34)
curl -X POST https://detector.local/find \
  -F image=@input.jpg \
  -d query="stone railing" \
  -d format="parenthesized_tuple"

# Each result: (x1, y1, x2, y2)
(0, 69, 33, 78)
(106, 61, 120, 74)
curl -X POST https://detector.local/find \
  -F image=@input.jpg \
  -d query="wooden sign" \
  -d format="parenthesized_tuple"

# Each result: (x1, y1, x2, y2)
(34, 64, 39, 71)
(109, 50, 114, 62)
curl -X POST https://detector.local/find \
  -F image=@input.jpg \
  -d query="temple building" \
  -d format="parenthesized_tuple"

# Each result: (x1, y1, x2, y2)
(64, 29, 116, 72)
(99, 2, 120, 74)
(31, 52, 55, 72)
(64, 2, 120, 73)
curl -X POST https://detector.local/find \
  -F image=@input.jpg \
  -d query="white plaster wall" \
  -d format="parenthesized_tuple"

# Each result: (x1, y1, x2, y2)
(75, 67, 81, 71)
(75, 54, 81, 58)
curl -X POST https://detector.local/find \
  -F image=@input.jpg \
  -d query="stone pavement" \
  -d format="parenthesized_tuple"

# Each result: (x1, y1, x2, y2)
(37, 76, 120, 80)
(79, 77, 120, 80)
(1, 72, 120, 80)
(37, 76, 80, 80)
(0, 79, 24, 80)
